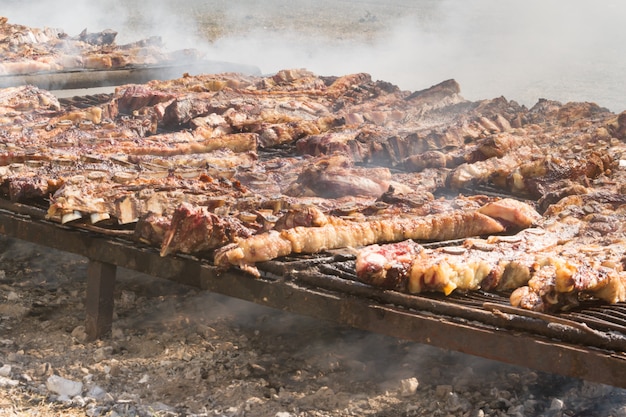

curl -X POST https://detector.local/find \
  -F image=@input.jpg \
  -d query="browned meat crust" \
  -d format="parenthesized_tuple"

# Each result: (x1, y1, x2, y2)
(356, 203, 626, 312)
(214, 208, 507, 276)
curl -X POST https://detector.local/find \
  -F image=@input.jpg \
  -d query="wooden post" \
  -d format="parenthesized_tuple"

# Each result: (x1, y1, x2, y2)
(85, 260, 117, 340)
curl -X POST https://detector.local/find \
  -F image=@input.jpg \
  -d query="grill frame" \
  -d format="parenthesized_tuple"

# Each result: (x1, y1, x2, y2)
(1, 201, 625, 389)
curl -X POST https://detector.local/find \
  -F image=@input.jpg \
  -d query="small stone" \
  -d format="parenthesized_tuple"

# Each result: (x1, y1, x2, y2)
(523, 399, 539, 410)
(108, 359, 121, 376)
(148, 402, 175, 413)
(71, 326, 88, 343)
(119, 290, 136, 308)
(275, 412, 293, 417)
(93, 346, 113, 362)
(0, 364, 11, 377)
(85, 385, 107, 400)
(549, 398, 564, 411)
(245, 396, 265, 411)
(196, 324, 215, 337)
(86, 406, 105, 417)
(176, 348, 193, 362)
(46, 375, 83, 397)
(249, 363, 267, 376)
(613, 405, 626, 417)
(498, 390, 512, 400)
(399, 377, 419, 397)
(0, 376, 19, 387)
(111, 327, 125, 340)
(0, 339, 14, 347)
(520, 372, 538, 385)
(508, 404, 526, 416)
(6, 291, 19, 301)
(436, 385, 453, 398)
(506, 373, 521, 384)
(580, 381, 613, 398)
(446, 392, 471, 413)
(184, 368, 201, 380)
(138, 374, 149, 384)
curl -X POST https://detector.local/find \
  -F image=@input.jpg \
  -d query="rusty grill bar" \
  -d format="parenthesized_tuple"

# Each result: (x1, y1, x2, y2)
(0, 61, 261, 91)
(1, 201, 625, 389)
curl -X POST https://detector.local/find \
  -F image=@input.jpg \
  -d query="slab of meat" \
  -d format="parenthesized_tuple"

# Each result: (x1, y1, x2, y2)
(356, 228, 557, 296)
(160, 202, 254, 256)
(213, 203, 514, 276)
(355, 200, 543, 292)
(356, 201, 626, 311)
(508, 196, 626, 311)
(285, 154, 395, 198)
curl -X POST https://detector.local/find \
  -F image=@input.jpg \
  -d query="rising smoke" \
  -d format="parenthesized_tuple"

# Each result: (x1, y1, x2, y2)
(3, 0, 626, 111)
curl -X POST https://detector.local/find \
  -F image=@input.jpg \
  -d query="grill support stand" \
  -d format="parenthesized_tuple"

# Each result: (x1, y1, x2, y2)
(85, 260, 117, 340)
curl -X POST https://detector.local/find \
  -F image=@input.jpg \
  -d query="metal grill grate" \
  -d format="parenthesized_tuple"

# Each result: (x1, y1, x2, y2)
(257, 250, 626, 353)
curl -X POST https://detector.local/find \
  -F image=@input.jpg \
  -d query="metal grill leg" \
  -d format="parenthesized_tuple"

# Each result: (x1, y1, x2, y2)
(85, 260, 117, 340)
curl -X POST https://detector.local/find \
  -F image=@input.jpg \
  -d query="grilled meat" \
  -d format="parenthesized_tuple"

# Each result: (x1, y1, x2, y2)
(0, 16, 200, 75)
(160, 202, 254, 256)
(2, 20, 626, 313)
(214, 206, 508, 276)
(355, 201, 544, 294)
(357, 201, 626, 312)
(286, 154, 394, 198)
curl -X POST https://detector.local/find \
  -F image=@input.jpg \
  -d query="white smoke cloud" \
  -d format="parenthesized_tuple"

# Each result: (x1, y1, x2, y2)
(2, 0, 625, 111)
(199, 0, 626, 111)
(0, 0, 195, 46)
